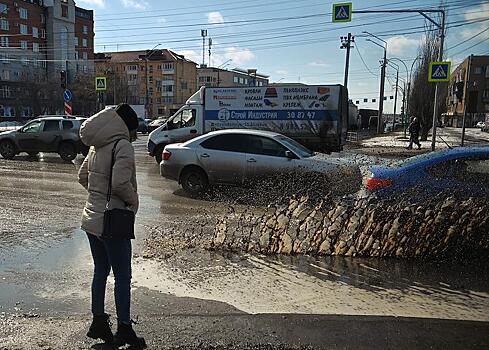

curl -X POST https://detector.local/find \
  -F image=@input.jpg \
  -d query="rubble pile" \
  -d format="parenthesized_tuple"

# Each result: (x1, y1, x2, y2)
(211, 194, 489, 258)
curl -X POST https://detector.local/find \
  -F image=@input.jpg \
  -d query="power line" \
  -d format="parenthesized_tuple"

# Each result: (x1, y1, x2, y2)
(354, 42, 379, 78)
(451, 36, 489, 56)
(446, 26, 489, 51)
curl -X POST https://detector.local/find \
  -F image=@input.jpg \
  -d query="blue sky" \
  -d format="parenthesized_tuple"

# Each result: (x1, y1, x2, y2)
(77, 0, 489, 113)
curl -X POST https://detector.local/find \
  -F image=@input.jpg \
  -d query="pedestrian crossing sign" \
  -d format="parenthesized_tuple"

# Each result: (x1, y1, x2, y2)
(428, 61, 451, 82)
(95, 76, 107, 91)
(332, 3, 352, 23)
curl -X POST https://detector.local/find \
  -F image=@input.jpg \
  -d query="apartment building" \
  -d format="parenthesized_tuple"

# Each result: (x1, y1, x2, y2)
(197, 66, 269, 87)
(445, 55, 489, 127)
(0, 0, 94, 119)
(95, 49, 198, 118)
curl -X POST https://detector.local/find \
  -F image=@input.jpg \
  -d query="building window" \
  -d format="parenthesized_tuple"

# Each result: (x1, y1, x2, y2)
(181, 81, 188, 90)
(149, 87, 153, 95)
(239, 77, 244, 84)
(33, 42, 39, 52)
(0, 3, 7, 13)
(82, 38, 87, 47)
(1, 85, 11, 98)
(19, 8, 28, 19)
(149, 76, 153, 83)
(474, 67, 482, 74)
(21, 57, 28, 66)
(163, 96, 173, 103)
(2, 70, 10, 80)
(244, 78, 248, 85)
(162, 63, 173, 71)
(83, 52, 88, 60)
(40, 14, 45, 23)
(0, 36, 7, 47)
(149, 65, 153, 73)
(20, 40, 27, 50)
(74, 36, 78, 46)
(61, 5, 68, 18)
(40, 29, 46, 39)
(83, 65, 88, 73)
(20, 24, 28, 35)
(233, 76, 238, 83)
(0, 19, 8, 30)
(163, 85, 173, 92)
(32, 26, 38, 38)
(74, 51, 78, 59)
(157, 64, 162, 70)
(127, 65, 138, 71)
(83, 25, 88, 34)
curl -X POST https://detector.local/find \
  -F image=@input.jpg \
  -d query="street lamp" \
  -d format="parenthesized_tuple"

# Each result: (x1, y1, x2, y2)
(145, 43, 161, 118)
(387, 60, 400, 130)
(363, 31, 387, 134)
(216, 59, 232, 87)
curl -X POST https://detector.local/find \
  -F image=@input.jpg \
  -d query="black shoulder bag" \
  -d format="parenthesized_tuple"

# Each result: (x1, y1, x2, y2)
(102, 139, 136, 240)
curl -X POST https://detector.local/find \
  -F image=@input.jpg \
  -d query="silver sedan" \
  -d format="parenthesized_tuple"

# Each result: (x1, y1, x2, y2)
(160, 129, 361, 196)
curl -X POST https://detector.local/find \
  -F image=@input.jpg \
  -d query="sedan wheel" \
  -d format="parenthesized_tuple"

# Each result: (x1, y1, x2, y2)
(0, 140, 16, 159)
(59, 142, 77, 162)
(181, 168, 209, 196)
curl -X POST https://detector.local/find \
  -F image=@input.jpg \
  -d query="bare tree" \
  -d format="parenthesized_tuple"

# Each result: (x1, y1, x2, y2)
(409, 9, 448, 140)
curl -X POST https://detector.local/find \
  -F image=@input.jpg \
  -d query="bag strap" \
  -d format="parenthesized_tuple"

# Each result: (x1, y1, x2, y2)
(106, 139, 122, 206)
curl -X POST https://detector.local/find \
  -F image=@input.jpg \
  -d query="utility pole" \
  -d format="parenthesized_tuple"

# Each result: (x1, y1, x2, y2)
(378, 52, 387, 134)
(201, 29, 207, 67)
(340, 33, 354, 89)
(208, 38, 212, 67)
(393, 69, 399, 129)
(461, 54, 472, 147)
(431, 11, 446, 151)
(364, 32, 387, 134)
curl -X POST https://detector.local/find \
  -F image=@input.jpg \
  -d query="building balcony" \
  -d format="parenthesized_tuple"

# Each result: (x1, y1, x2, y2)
(162, 69, 175, 74)
(162, 91, 174, 97)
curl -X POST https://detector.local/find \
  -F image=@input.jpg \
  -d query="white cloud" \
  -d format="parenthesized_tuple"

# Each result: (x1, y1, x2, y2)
(386, 35, 419, 55)
(461, 3, 489, 41)
(121, 0, 149, 10)
(308, 60, 331, 68)
(179, 50, 202, 64)
(207, 11, 225, 24)
(77, 0, 105, 7)
(224, 47, 255, 65)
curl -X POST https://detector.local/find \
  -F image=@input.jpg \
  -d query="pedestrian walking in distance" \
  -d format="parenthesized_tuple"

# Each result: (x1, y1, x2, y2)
(78, 104, 146, 348)
(407, 116, 421, 150)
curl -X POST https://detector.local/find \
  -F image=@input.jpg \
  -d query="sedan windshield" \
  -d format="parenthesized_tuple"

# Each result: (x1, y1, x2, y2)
(275, 135, 314, 158)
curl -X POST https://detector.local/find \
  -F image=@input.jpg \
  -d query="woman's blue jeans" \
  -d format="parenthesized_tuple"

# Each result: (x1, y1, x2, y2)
(86, 232, 132, 324)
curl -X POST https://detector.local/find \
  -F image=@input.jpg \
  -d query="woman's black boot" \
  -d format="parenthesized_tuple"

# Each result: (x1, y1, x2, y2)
(114, 322, 147, 348)
(87, 313, 113, 343)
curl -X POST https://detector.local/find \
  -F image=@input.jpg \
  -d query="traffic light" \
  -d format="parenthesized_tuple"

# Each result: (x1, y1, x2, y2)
(60, 70, 66, 89)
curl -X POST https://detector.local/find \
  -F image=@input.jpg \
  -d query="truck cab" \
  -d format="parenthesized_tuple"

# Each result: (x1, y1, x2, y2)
(148, 89, 205, 163)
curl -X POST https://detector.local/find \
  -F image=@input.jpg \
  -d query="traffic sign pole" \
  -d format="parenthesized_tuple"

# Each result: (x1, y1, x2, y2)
(431, 10, 445, 151)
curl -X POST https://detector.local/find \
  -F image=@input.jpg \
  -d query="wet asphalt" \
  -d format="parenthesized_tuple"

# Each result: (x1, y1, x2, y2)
(0, 136, 488, 349)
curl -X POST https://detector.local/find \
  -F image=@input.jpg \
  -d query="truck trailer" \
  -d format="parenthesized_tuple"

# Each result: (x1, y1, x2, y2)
(148, 85, 348, 163)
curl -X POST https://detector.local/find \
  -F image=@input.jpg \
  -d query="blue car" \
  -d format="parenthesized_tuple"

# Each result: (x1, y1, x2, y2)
(365, 146, 489, 198)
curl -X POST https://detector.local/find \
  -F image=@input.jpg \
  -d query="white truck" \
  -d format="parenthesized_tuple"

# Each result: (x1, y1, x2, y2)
(148, 85, 349, 163)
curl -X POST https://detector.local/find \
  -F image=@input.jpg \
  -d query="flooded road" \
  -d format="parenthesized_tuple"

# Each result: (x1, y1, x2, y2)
(1, 136, 488, 349)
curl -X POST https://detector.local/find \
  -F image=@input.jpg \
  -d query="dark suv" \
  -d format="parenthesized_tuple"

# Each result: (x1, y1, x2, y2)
(0, 116, 88, 161)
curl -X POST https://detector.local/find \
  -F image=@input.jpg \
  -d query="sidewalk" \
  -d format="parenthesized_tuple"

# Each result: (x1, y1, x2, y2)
(346, 127, 489, 158)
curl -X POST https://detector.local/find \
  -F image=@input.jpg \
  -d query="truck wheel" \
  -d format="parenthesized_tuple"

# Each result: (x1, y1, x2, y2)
(154, 145, 165, 164)
(180, 167, 209, 197)
(59, 142, 77, 162)
(0, 140, 16, 159)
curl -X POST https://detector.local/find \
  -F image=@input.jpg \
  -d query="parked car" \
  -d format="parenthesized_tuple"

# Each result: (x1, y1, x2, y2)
(0, 121, 23, 132)
(0, 116, 88, 161)
(138, 117, 149, 134)
(364, 146, 489, 198)
(160, 129, 361, 196)
(147, 117, 167, 132)
(476, 121, 485, 129)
